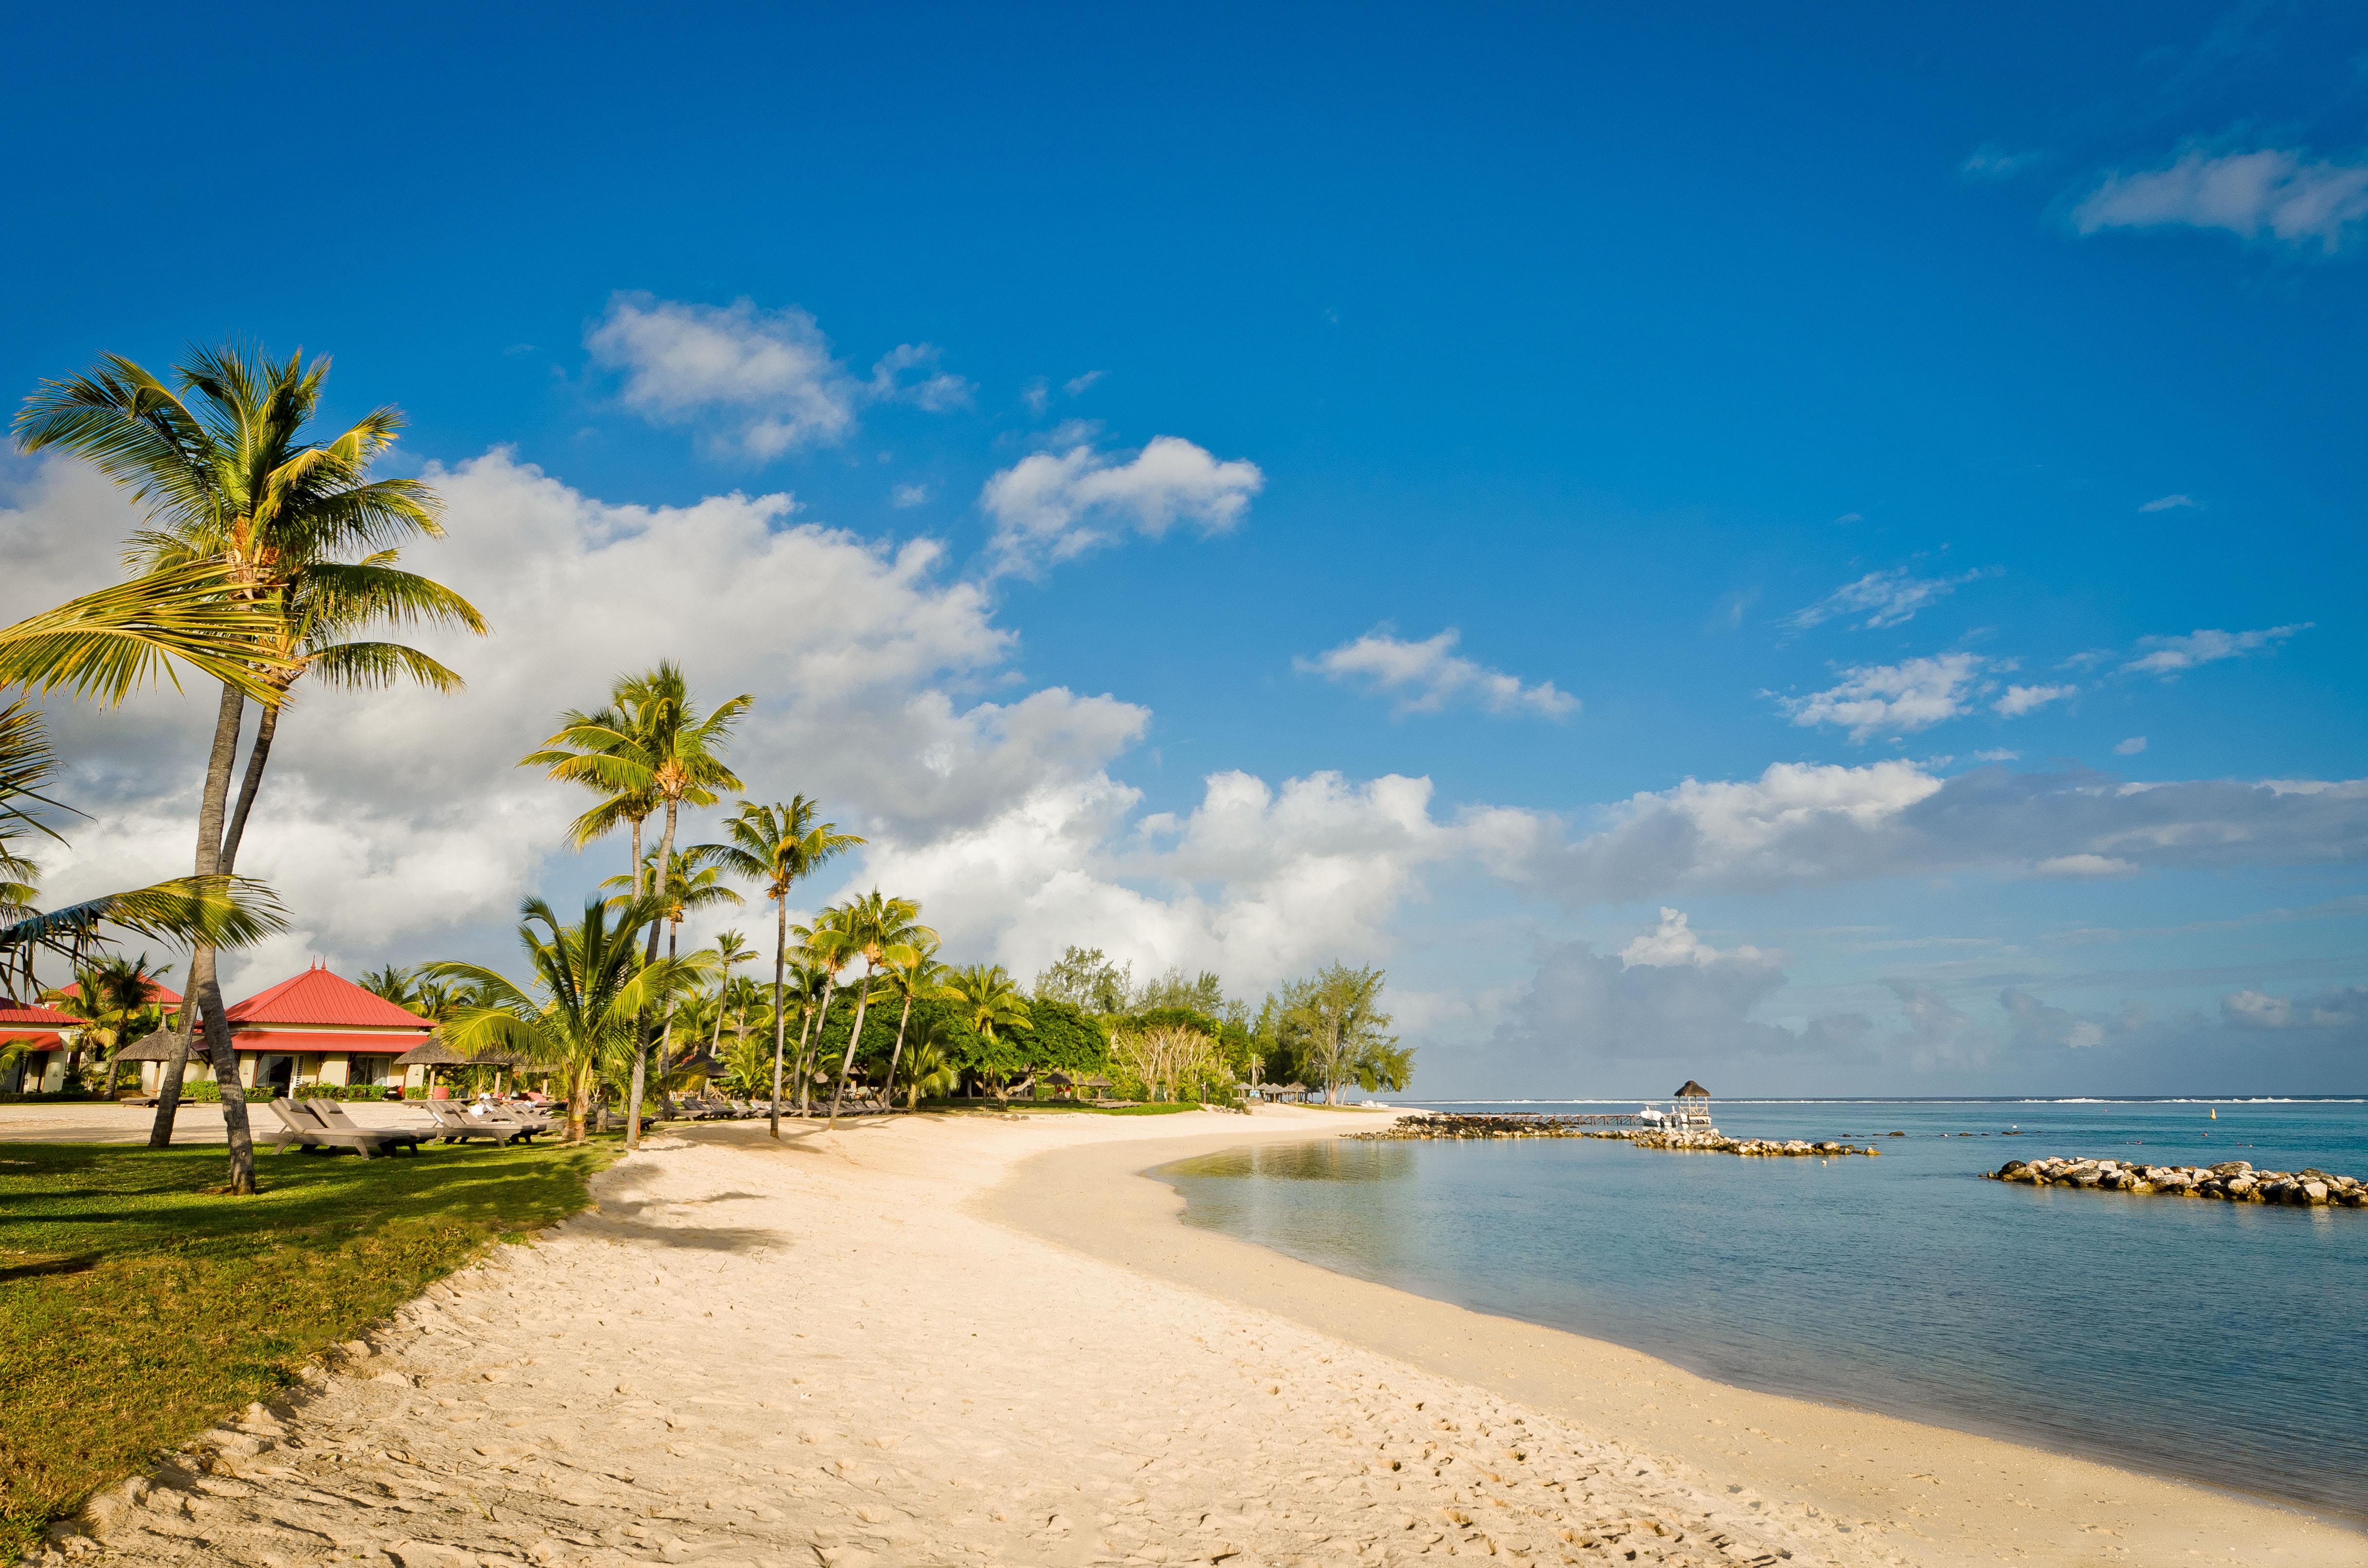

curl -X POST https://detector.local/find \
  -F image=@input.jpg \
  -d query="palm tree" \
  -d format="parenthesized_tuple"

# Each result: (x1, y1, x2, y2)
(876, 938, 947, 1115)
(602, 845, 743, 1116)
(42, 954, 173, 1094)
(0, 699, 283, 1012)
(712, 799, 863, 1136)
(358, 964, 420, 1010)
(524, 666, 751, 1146)
(823, 892, 935, 1127)
(782, 943, 838, 1116)
(896, 1020, 962, 1110)
(15, 345, 470, 1192)
(945, 963, 1034, 1103)
(423, 894, 703, 1143)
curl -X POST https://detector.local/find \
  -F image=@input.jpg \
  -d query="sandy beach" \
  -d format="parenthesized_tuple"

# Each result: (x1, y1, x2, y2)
(36, 1106, 2363, 1568)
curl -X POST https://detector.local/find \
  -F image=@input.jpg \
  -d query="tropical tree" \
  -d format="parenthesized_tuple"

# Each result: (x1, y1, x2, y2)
(15, 345, 475, 1192)
(42, 953, 173, 1094)
(822, 892, 934, 1126)
(702, 930, 755, 1055)
(945, 962, 1034, 1102)
(876, 937, 947, 1115)
(423, 894, 703, 1143)
(524, 665, 750, 1145)
(0, 700, 283, 1019)
(711, 798, 863, 1135)
(1281, 963, 1396, 1104)
(1113, 1022, 1224, 1103)
(602, 845, 742, 1114)
(358, 964, 420, 1010)
(895, 1020, 962, 1110)
(1032, 945, 1134, 1015)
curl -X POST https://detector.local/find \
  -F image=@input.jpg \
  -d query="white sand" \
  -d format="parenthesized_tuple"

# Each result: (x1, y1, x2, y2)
(46, 1109, 2365, 1568)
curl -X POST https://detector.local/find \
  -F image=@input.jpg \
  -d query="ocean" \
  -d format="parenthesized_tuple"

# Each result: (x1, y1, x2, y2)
(1157, 1098, 2368, 1519)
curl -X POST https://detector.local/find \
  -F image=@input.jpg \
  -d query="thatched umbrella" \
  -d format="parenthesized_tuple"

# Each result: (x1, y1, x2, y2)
(392, 1034, 471, 1095)
(111, 1031, 184, 1096)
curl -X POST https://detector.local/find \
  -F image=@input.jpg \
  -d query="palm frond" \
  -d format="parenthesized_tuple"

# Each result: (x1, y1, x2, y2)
(0, 562, 290, 704)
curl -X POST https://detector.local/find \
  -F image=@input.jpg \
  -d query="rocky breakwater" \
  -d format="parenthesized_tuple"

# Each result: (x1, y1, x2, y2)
(1625, 1129, 1881, 1158)
(1351, 1114, 1880, 1156)
(1987, 1156, 2368, 1206)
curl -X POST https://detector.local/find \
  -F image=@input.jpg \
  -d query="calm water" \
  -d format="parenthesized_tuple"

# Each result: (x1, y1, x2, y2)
(1160, 1099, 2368, 1519)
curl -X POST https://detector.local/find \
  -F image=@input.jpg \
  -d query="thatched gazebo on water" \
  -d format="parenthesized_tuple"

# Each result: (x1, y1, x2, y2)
(1672, 1079, 1713, 1130)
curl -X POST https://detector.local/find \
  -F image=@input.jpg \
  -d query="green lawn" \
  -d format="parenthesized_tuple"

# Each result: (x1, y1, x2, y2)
(0, 1137, 615, 1559)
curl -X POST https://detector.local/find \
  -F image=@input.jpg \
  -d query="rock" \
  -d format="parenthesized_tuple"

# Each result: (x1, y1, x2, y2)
(2302, 1180, 2330, 1204)
(2212, 1161, 2253, 1177)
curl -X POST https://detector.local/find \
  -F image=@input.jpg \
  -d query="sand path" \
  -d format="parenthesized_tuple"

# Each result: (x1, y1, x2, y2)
(54, 1110, 2360, 1568)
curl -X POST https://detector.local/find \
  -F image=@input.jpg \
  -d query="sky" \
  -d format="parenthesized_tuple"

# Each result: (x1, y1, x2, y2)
(2, 2, 2364, 1096)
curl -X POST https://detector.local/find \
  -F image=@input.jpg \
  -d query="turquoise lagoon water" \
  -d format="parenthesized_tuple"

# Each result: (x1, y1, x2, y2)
(1159, 1099, 2368, 1519)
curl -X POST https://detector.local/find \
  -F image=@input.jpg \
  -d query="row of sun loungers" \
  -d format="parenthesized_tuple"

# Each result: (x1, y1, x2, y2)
(265, 1097, 553, 1157)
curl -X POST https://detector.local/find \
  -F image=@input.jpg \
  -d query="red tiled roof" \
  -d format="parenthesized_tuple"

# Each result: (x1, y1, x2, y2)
(0, 1002, 75, 1027)
(225, 964, 434, 1029)
(54, 978, 183, 1006)
(228, 1030, 422, 1055)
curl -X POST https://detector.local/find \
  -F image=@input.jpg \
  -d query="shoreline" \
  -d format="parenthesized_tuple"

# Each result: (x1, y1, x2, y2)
(983, 1118, 2366, 1568)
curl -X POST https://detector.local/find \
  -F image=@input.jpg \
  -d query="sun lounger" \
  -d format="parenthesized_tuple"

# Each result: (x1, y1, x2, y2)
(422, 1101, 506, 1143)
(471, 1106, 548, 1141)
(266, 1099, 418, 1158)
(307, 1099, 426, 1153)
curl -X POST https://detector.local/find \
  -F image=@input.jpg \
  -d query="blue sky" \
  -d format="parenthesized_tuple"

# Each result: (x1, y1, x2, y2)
(3, 2, 2363, 1094)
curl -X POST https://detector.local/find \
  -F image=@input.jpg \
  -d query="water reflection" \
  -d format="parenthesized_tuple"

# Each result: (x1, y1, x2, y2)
(1159, 1101, 2368, 1520)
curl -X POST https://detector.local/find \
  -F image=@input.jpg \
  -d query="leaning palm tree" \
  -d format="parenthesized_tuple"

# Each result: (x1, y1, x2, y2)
(711, 798, 863, 1136)
(823, 892, 935, 1127)
(423, 894, 703, 1143)
(876, 938, 947, 1115)
(0, 699, 283, 1009)
(524, 666, 751, 1146)
(945, 963, 1035, 1103)
(15, 345, 471, 1191)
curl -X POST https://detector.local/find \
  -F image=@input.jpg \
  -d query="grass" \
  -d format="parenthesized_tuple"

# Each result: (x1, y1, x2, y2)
(0, 1136, 616, 1558)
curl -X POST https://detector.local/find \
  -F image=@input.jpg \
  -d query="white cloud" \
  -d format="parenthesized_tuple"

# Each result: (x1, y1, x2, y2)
(2221, 986, 2368, 1030)
(2121, 624, 2308, 676)
(2139, 493, 2200, 513)
(1780, 654, 1983, 741)
(1962, 146, 2045, 180)
(1472, 757, 2368, 906)
(2074, 148, 2368, 254)
(1994, 682, 2075, 717)
(2000, 988, 2139, 1050)
(585, 294, 968, 461)
(2114, 736, 2148, 756)
(1064, 371, 1105, 396)
(979, 436, 1264, 574)
(890, 483, 931, 509)
(1971, 748, 2021, 763)
(2030, 854, 2139, 879)
(1300, 630, 1578, 719)
(1783, 566, 1993, 632)
(1618, 908, 1769, 968)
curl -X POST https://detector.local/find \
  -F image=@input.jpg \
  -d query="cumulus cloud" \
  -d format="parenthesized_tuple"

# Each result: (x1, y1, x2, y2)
(1299, 630, 1578, 719)
(1779, 654, 1983, 741)
(979, 436, 1263, 574)
(1994, 682, 2075, 717)
(2221, 986, 2368, 1030)
(2139, 493, 2200, 513)
(1618, 907, 1769, 968)
(2121, 624, 2308, 676)
(2074, 148, 2368, 253)
(1782, 566, 1994, 632)
(1471, 759, 2368, 907)
(585, 293, 968, 461)
(2114, 736, 2148, 756)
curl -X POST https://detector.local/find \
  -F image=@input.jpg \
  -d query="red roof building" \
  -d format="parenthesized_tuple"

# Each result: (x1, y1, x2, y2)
(213, 961, 434, 1092)
(0, 1001, 76, 1094)
(53, 977, 184, 1008)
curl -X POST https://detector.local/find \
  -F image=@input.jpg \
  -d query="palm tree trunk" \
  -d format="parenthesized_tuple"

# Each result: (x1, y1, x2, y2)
(881, 990, 916, 1114)
(656, 920, 680, 1119)
(826, 965, 876, 1128)
(625, 802, 678, 1149)
(768, 901, 788, 1138)
(217, 696, 281, 872)
(151, 683, 260, 1193)
(797, 975, 833, 1116)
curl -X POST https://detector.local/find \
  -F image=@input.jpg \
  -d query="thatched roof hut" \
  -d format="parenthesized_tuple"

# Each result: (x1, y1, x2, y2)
(392, 1035, 471, 1068)
(114, 1032, 186, 1062)
(1673, 1079, 1710, 1099)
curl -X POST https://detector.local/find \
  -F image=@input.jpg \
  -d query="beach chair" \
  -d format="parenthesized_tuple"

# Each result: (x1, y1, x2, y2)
(266, 1099, 416, 1158)
(307, 1098, 426, 1154)
(423, 1101, 505, 1144)
(473, 1106, 548, 1142)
